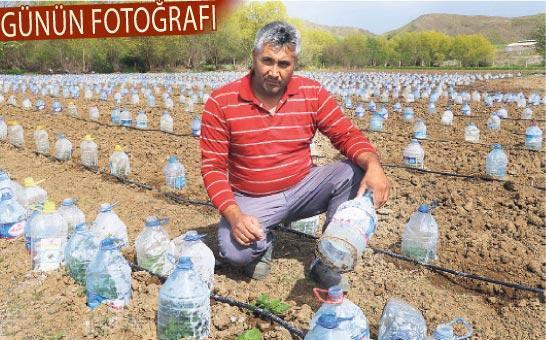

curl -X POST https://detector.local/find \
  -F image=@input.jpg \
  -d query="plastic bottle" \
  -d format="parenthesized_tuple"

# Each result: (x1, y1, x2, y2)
(0, 189, 27, 239)
(86, 237, 132, 309)
(157, 257, 210, 340)
(7, 121, 24, 147)
(120, 108, 132, 127)
(368, 100, 376, 113)
(91, 203, 129, 246)
(377, 298, 427, 340)
(89, 106, 100, 122)
(461, 103, 471, 116)
(67, 102, 78, 117)
(0, 117, 7, 140)
(135, 216, 175, 276)
(160, 111, 174, 133)
(111, 108, 121, 125)
(441, 109, 453, 126)
(185, 97, 194, 113)
(427, 102, 436, 114)
(486, 113, 501, 131)
(290, 215, 320, 236)
(464, 122, 480, 143)
(403, 139, 425, 169)
(34, 126, 49, 155)
(35, 98, 45, 110)
(58, 198, 86, 236)
(369, 113, 384, 132)
(80, 134, 99, 168)
(305, 312, 352, 340)
(317, 191, 377, 272)
(136, 110, 148, 129)
(163, 156, 186, 190)
(525, 121, 543, 151)
(344, 97, 353, 109)
(54, 133, 73, 161)
(0, 171, 22, 198)
(146, 95, 156, 108)
(191, 116, 201, 137)
(172, 230, 215, 290)
(65, 223, 100, 285)
(30, 200, 68, 271)
(413, 119, 427, 139)
(18, 177, 48, 210)
(52, 101, 62, 113)
(521, 107, 533, 120)
(310, 286, 370, 339)
(428, 318, 473, 340)
(109, 145, 130, 178)
(403, 107, 414, 123)
(401, 204, 439, 263)
(485, 144, 508, 179)
(355, 104, 365, 118)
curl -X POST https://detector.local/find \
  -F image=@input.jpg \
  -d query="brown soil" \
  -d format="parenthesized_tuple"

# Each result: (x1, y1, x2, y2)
(0, 74, 544, 339)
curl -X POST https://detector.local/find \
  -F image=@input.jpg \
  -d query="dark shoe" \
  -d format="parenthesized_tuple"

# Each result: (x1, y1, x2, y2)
(308, 258, 349, 291)
(243, 245, 273, 280)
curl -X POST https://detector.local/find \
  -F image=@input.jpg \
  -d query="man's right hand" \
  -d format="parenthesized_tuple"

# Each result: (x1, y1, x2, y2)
(223, 205, 264, 246)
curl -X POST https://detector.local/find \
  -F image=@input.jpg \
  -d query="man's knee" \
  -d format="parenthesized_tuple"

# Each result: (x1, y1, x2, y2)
(218, 219, 270, 266)
(338, 160, 364, 184)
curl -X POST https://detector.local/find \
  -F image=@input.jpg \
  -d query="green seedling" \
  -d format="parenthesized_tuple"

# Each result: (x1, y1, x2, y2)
(236, 328, 262, 340)
(253, 293, 290, 315)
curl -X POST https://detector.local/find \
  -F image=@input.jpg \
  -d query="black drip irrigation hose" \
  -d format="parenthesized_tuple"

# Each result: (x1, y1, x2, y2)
(129, 262, 306, 338)
(452, 114, 546, 123)
(270, 225, 545, 297)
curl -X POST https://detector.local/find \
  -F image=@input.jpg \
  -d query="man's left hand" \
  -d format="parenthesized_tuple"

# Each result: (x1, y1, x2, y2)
(355, 153, 391, 208)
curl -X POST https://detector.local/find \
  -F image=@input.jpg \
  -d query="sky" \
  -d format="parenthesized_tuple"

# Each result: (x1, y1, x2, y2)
(282, 1, 546, 34)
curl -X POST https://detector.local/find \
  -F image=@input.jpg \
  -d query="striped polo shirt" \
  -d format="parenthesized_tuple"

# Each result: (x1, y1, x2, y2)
(200, 72, 378, 213)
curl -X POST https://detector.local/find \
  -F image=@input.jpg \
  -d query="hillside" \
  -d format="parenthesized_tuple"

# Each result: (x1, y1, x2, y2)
(300, 19, 376, 38)
(384, 13, 545, 44)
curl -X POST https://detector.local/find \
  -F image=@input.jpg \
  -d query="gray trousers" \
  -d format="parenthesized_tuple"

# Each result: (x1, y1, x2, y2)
(218, 160, 364, 266)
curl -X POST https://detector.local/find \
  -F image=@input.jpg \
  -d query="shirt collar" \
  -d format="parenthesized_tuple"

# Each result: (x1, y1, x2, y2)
(239, 70, 300, 104)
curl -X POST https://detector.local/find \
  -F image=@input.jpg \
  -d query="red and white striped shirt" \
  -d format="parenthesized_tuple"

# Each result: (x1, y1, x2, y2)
(200, 72, 378, 213)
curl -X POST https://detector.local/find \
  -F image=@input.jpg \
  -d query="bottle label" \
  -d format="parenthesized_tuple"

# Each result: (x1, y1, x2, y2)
(0, 220, 25, 238)
(175, 176, 186, 189)
(404, 156, 417, 165)
(32, 237, 64, 271)
(414, 131, 426, 139)
(136, 121, 147, 129)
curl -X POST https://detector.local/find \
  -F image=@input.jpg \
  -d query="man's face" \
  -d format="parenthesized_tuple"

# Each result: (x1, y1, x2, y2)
(252, 43, 296, 97)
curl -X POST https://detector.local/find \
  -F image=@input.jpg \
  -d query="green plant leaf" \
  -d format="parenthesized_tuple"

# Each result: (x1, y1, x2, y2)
(236, 328, 262, 340)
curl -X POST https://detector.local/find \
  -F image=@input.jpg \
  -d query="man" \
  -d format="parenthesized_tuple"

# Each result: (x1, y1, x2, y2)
(200, 21, 390, 289)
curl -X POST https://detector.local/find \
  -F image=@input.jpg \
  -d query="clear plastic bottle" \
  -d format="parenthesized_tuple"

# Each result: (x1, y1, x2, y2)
(485, 144, 508, 179)
(146, 95, 156, 108)
(486, 113, 501, 131)
(317, 191, 377, 272)
(185, 97, 194, 113)
(111, 108, 121, 125)
(403, 139, 425, 169)
(157, 257, 210, 340)
(521, 107, 533, 120)
(0, 171, 22, 198)
(89, 106, 100, 122)
(7, 120, 24, 147)
(378, 298, 427, 340)
(0, 117, 7, 140)
(305, 312, 352, 340)
(163, 156, 186, 190)
(191, 116, 201, 137)
(90, 203, 129, 246)
(80, 134, 99, 168)
(0, 189, 27, 239)
(22, 97, 32, 110)
(290, 215, 320, 236)
(369, 113, 384, 132)
(403, 107, 414, 123)
(355, 104, 365, 118)
(120, 108, 132, 127)
(441, 109, 453, 126)
(172, 230, 215, 290)
(52, 101, 62, 113)
(427, 102, 436, 114)
(160, 111, 174, 133)
(30, 200, 68, 271)
(464, 122, 480, 143)
(109, 145, 130, 178)
(136, 110, 148, 129)
(401, 204, 439, 263)
(34, 126, 49, 155)
(18, 177, 48, 210)
(461, 103, 471, 116)
(525, 121, 543, 151)
(67, 102, 78, 117)
(86, 237, 132, 309)
(65, 223, 100, 285)
(135, 216, 175, 276)
(428, 318, 473, 340)
(54, 133, 73, 161)
(131, 92, 140, 105)
(58, 198, 86, 236)
(310, 286, 370, 339)
(413, 119, 427, 139)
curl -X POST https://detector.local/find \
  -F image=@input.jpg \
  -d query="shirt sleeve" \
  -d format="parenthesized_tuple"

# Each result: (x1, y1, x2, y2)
(315, 86, 379, 162)
(200, 96, 236, 213)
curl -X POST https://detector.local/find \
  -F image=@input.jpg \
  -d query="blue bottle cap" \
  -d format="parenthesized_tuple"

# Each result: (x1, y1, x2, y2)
(74, 223, 87, 232)
(492, 143, 501, 149)
(327, 286, 343, 299)
(61, 198, 75, 206)
(145, 216, 160, 227)
(176, 256, 193, 270)
(316, 312, 340, 329)
(418, 204, 430, 213)
(100, 238, 118, 250)
(99, 203, 113, 213)
(183, 230, 205, 241)
(168, 155, 178, 163)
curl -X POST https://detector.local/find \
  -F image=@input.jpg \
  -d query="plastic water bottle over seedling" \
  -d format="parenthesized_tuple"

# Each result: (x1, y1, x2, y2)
(54, 134, 73, 161)
(403, 107, 414, 123)
(130, 92, 140, 105)
(91, 203, 129, 246)
(0, 171, 23, 199)
(58, 198, 85, 236)
(35, 98, 45, 110)
(110, 108, 121, 125)
(163, 156, 186, 190)
(120, 108, 132, 127)
(172, 230, 215, 290)
(378, 298, 427, 340)
(305, 312, 352, 339)
(136, 110, 148, 130)
(485, 144, 508, 179)
(0, 117, 7, 141)
(427, 102, 436, 114)
(310, 285, 370, 339)
(0, 189, 27, 239)
(86, 237, 132, 309)
(146, 95, 156, 108)
(521, 107, 533, 120)
(30, 200, 68, 272)
(393, 102, 402, 113)
(80, 134, 99, 168)
(87, 106, 99, 122)
(65, 223, 100, 285)
(355, 104, 365, 118)
(403, 139, 424, 169)
(160, 111, 174, 133)
(22, 97, 32, 110)
(486, 113, 501, 131)
(441, 109, 453, 126)
(290, 215, 320, 236)
(157, 257, 211, 340)
(368, 100, 376, 113)
(18, 177, 47, 210)
(429, 317, 473, 340)
(464, 122, 480, 143)
(109, 145, 130, 178)
(496, 107, 508, 119)
(52, 101, 62, 114)
(525, 121, 542, 151)
(135, 216, 175, 276)
(369, 113, 384, 132)
(413, 119, 427, 139)
(461, 103, 471, 116)
(34, 126, 49, 155)
(67, 102, 78, 117)
(7, 121, 24, 147)
(191, 116, 201, 137)
(317, 191, 377, 272)
(344, 97, 353, 109)
(401, 204, 439, 263)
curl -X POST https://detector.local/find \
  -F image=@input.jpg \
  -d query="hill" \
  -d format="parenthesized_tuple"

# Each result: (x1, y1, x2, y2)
(300, 19, 376, 38)
(384, 13, 545, 44)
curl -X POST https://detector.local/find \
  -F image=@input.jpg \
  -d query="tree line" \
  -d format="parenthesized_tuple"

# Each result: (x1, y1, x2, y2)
(0, 1, 537, 73)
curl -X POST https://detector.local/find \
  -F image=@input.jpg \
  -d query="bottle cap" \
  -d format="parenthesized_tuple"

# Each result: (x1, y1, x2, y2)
(418, 204, 430, 213)
(183, 230, 205, 242)
(43, 200, 56, 213)
(7, 120, 18, 126)
(35, 125, 44, 131)
(145, 216, 168, 227)
(168, 155, 178, 163)
(61, 198, 75, 206)
(83, 134, 94, 141)
(176, 256, 193, 270)
(492, 143, 501, 149)
(99, 203, 113, 212)
(316, 312, 340, 329)
(100, 237, 118, 250)
(22, 177, 42, 188)
(114, 145, 124, 152)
